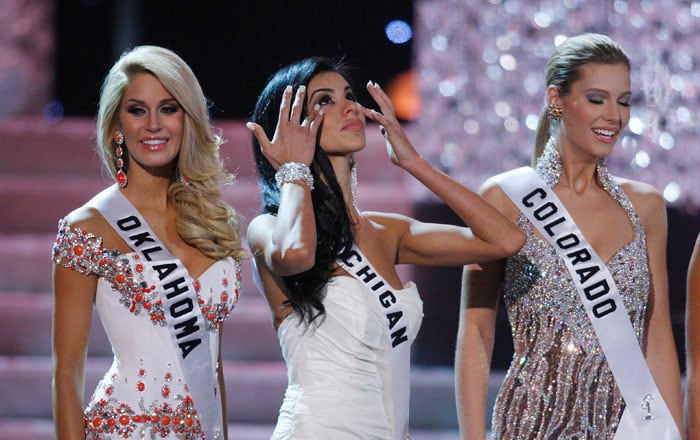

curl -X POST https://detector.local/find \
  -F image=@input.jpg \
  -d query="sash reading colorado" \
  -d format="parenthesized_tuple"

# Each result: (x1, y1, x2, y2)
(116, 215, 202, 358)
(341, 249, 409, 348)
(521, 187, 617, 319)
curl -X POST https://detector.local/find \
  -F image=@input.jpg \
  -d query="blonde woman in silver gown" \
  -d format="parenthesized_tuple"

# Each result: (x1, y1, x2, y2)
(455, 34, 683, 439)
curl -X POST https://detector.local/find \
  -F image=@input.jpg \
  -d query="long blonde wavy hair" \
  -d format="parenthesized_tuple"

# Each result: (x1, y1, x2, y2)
(96, 45, 243, 260)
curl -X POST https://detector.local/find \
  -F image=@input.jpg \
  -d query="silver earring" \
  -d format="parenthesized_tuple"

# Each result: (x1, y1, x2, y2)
(350, 155, 359, 212)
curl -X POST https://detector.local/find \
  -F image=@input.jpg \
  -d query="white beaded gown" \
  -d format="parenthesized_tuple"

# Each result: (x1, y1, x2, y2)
(52, 220, 241, 439)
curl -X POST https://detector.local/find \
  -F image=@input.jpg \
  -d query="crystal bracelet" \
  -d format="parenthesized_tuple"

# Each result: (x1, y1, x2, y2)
(275, 162, 314, 190)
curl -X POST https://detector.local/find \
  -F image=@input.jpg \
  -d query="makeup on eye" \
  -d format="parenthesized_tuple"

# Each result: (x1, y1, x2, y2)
(585, 89, 631, 106)
(124, 99, 181, 115)
(308, 85, 355, 107)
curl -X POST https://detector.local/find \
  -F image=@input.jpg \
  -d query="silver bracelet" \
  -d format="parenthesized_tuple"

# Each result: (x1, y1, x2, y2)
(275, 162, 314, 190)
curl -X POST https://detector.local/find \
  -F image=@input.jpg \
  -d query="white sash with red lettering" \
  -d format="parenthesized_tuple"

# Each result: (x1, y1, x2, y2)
(495, 167, 680, 440)
(88, 185, 221, 438)
(337, 245, 412, 440)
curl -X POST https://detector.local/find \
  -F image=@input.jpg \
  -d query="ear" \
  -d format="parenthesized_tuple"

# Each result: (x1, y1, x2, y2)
(546, 85, 561, 107)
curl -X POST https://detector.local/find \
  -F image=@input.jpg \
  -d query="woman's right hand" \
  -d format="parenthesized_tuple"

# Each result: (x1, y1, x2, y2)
(247, 85, 323, 169)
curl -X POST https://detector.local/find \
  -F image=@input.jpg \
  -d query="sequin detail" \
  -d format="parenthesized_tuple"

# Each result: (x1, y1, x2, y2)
(51, 219, 241, 330)
(195, 264, 242, 331)
(492, 140, 650, 439)
(84, 395, 204, 439)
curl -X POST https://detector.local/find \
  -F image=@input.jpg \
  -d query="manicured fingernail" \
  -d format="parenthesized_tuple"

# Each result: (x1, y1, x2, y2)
(246, 122, 254, 131)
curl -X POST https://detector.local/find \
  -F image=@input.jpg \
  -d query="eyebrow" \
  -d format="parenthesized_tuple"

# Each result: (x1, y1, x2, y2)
(308, 85, 352, 100)
(124, 98, 179, 105)
(585, 88, 632, 96)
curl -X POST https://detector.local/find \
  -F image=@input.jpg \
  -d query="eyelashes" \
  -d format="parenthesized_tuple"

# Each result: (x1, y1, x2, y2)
(587, 97, 631, 107)
(125, 104, 181, 115)
(312, 92, 357, 107)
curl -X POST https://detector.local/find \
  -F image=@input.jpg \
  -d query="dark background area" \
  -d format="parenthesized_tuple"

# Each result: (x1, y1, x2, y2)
(55, 0, 414, 119)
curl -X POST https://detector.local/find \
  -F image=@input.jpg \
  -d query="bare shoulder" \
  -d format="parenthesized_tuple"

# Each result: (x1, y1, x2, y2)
(480, 173, 521, 221)
(61, 204, 113, 240)
(615, 176, 666, 220)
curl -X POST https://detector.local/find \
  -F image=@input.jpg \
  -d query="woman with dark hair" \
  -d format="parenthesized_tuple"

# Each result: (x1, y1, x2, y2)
(246, 56, 525, 439)
(455, 33, 683, 439)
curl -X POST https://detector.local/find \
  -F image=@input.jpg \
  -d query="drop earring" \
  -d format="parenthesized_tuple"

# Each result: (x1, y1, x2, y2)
(177, 165, 190, 185)
(350, 155, 359, 213)
(114, 130, 127, 188)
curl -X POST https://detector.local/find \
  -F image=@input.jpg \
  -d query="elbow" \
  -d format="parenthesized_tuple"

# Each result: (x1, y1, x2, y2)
(497, 228, 526, 257)
(270, 244, 317, 276)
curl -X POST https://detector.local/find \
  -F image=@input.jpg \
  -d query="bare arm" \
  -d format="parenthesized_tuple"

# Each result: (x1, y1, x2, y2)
(217, 328, 228, 440)
(456, 260, 504, 440)
(633, 185, 683, 433)
(455, 183, 514, 439)
(247, 86, 322, 276)
(362, 83, 525, 266)
(52, 262, 95, 439)
(686, 234, 700, 438)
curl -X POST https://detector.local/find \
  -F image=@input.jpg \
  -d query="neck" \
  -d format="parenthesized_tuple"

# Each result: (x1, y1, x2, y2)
(120, 169, 172, 211)
(327, 154, 359, 218)
(554, 140, 601, 194)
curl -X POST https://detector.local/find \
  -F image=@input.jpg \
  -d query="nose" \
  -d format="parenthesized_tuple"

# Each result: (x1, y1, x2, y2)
(146, 111, 162, 131)
(342, 99, 360, 115)
(603, 102, 621, 124)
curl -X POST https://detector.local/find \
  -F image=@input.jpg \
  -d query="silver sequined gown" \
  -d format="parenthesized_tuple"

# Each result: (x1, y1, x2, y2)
(491, 142, 650, 439)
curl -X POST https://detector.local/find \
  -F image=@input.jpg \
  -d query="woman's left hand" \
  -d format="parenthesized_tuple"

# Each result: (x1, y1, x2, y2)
(361, 81, 420, 170)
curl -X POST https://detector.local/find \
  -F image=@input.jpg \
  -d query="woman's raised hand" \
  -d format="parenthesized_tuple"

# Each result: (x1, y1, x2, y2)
(361, 81, 420, 170)
(247, 85, 323, 169)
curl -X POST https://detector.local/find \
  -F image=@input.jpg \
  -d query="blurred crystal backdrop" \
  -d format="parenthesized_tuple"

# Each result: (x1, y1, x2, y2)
(414, 0, 700, 209)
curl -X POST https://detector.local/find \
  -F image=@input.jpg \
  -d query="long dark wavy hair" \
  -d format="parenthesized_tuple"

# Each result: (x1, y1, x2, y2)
(251, 57, 356, 324)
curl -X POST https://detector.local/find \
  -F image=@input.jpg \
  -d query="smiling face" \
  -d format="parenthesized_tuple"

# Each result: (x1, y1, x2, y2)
(118, 72, 185, 177)
(306, 71, 366, 155)
(552, 62, 631, 161)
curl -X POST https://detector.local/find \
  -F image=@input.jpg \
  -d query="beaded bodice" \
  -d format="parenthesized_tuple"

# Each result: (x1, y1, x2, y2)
(52, 219, 241, 439)
(52, 219, 240, 330)
(492, 141, 650, 439)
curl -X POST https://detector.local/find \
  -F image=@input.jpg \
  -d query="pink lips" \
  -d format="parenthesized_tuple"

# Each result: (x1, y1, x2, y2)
(342, 119, 364, 131)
